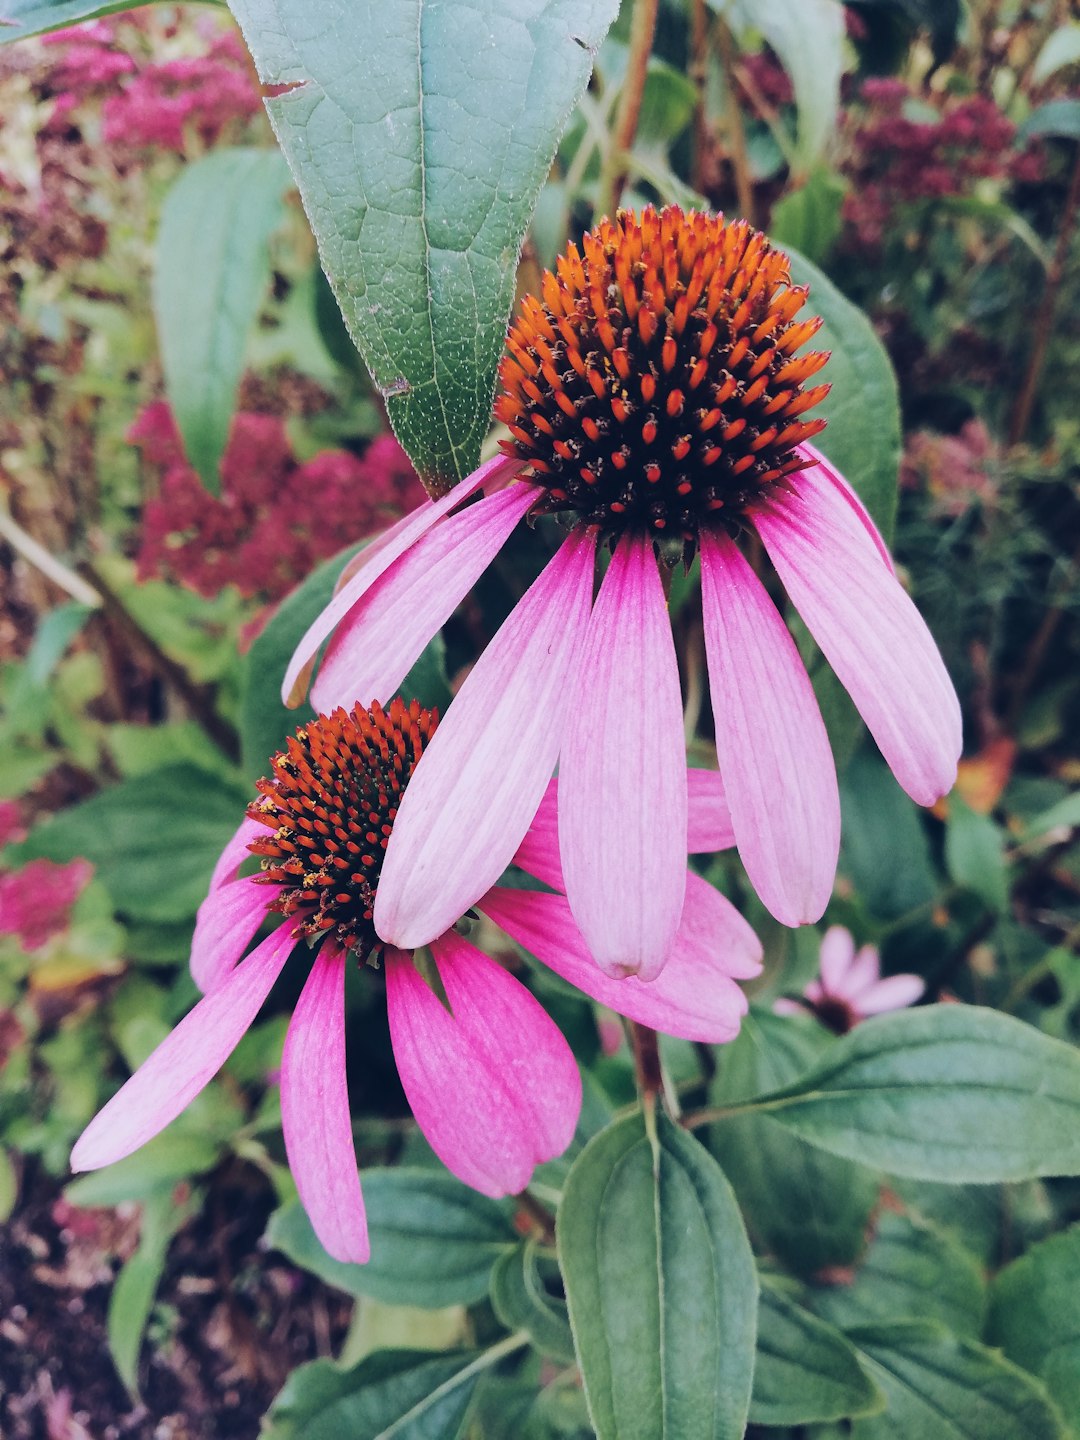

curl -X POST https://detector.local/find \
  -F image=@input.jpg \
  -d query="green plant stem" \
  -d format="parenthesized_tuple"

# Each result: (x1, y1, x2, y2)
(595, 0, 659, 219)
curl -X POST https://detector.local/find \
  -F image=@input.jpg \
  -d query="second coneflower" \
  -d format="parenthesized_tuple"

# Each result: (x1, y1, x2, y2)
(282, 205, 961, 980)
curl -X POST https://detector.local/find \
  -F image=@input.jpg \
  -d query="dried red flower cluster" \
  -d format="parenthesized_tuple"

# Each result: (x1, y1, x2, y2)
(132, 402, 424, 602)
(0, 857, 94, 952)
(840, 79, 1042, 251)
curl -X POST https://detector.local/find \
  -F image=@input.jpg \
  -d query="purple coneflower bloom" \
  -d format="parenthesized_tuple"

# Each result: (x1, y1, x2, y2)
(775, 925, 925, 1033)
(71, 699, 759, 1265)
(283, 206, 961, 982)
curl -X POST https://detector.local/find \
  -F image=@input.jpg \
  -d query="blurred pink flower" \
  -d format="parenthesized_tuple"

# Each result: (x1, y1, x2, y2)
(776, 925, 924, 1033)
(0, 800, 25, 849)
(284, 208, 960, 981)
(72, 699, 759, 1265)
(0, 858, 94, 952)
(901, 420, 998, 515)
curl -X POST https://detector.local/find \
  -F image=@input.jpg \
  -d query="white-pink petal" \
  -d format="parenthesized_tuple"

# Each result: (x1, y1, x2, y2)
(700, 530, 840, 926)
(312, 483, 536, 713)
(282, 454, 520, 706)
(686, 768, 735, 852)
(855, 973, 925, 1016)
(384, 936, 581, 1196)
(208, 815, 265, 893)
(795, 442, 895, 572)
(190, 874, 277, 994)
(753, 466, 962, 806)
(71, 919, 298, 1171)
(281, 947, 369, 1265)
(374, 530, 596, 950)
(480, 883, 755, 1044)
(676, 870, 765, 981)
(840, 942, 883, 1001)
(817, 925, 858, 996)
(558, 535, 687, 980)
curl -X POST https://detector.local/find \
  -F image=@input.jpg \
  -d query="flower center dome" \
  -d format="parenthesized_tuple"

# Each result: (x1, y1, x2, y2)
(247, 699, 437, 958)
(496, 205, 831, 550)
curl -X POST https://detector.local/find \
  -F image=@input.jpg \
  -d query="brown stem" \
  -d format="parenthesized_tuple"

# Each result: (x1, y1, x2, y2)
(1007, 534, 1080, 728)
(1008, 140, 1080, 446)
(690, 0, 710, 195)
(80, 561, 241, 762)
(716, 21, 756, 225)
(515, 1188, 557, 1244)
(596, 0, 659, 219)
(630, 1021, 664, 1105)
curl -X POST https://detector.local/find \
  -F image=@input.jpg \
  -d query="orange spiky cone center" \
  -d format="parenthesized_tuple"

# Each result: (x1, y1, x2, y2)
(495, 204, 831, 550)
(246, 698, 437, 960)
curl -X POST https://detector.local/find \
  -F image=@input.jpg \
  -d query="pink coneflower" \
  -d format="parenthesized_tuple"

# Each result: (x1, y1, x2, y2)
(775, 925, 924, 1033)
(71, 699, 760, 1265)
(283, 206, 961, 982)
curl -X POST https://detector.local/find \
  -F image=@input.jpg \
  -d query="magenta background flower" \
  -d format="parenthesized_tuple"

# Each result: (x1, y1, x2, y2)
(71, 699, 759, 1266)
(776, 925, 924, 1033)
(0, 858, 94, 952)
(284, 207, 961, 981)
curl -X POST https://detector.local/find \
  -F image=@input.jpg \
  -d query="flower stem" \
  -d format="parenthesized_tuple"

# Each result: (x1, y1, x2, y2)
(596, 0, 659, 219)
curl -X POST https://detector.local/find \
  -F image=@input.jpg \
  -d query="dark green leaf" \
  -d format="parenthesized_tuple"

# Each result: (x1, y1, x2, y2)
(0, 0, 200, 41)
(769, 168, 847, 266)
(785, 248, 901, 541)
(987, 1224, 1080, 1423)
(107, 1190, 189, 1397)
(227, 0, 618, 488)
(263, 1348, 485, 1440)
(751, 1276, 883, 1426)
(811, 1211, 986, 1337)
(64, 1132, 222, 1207)
(558, 1110, 758, 1440)
(153, 147, 292, 494)
(840, 750, 938, 920)
(267, 1168, 517, 1308)
(9, 764, 248, 923)
(744, 1005, 1080, 1182)
(491, 1241, 575, 1364)
(848, 1322, 1066, 1440)
(708, 1009, 879, 1276)
(945, 796, 1008, 913)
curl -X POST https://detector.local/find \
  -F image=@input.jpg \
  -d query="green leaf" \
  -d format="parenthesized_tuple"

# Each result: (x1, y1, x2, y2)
(227, 0, 618, 489)
(153, 147, 292, 494)
(1032, 22, 1080, 85)
(267, 1168, 517, 1308)
(0, 1147, 17, 1223)
(0, 0, 199, 41)
(263, 1347, 486, 1440)
(743, 1004, 1080, 1182)
(811, 1211, 986, 1337)
(491, 1240, 576, 1365)
(9, 764, 248, 923)
(848, 1322, 1066, 1440)
(64, 1132, 223, 1207)
(784, 247, 900, 541)
(944, 795, 1008, 913)
(558, 1110, 758, 1440)
(708, 1009, 880, 1276)
(752, 1275, 883, 1426)
(107, 1189, 189, 1397)
(987, 1224, 1080, 1423)
(839, 750, 938, 919)
(769, 167, 846, 267)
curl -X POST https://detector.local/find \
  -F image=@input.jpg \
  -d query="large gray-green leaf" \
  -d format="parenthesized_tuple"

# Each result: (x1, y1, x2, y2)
(227, 0, 618, 491)
(785, 247, 900, 540)
(987, 1224, 1080, 1424)
(848, 1323, 1065, 1440)
(490, 1240, 575, 1364)
(751, 1276, 883, 1427)
(0, 0, 199, 40)
(558, 1110, 758, 1440)
(739, 1005, 1080, 1182)
(153, 147, 292, 495)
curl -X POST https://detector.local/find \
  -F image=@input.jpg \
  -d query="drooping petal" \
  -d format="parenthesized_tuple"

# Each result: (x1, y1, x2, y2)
(384, 936, 580, 1196)
(190, 874, 278, 994)
(686, 768, 735, 852)
(208, 815, 265, 892)
(558, 534, 687, 980)
(676, 870, 765, 981)
(280, 946, 369, 1265)
(837, 942, 882, 1001)
(71, 919, 298, 1171)
(512, 778, 563, 890)
(312, 483, 537, 713)
(817, 925, 858, 996)
(700, 530, 840, 926)
(479, 884, 755, 1044)
(374, 530, 597, 950)
(795, 442, 894, 572)
(855, 973, 925, 1016)
(753, 467, 962, 806)
(282, 454, 520, 706)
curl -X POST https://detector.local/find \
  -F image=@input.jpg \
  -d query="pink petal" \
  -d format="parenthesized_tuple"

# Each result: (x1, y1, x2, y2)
(281, 947, 369, 1264)
(513, 777, 563, 891)
(374, 530, 596, 949)
(795, 442, 894, 572)
(282, 454, 520, 706)
(700, 530, 840, 926)
(558, 535, 687, 980)
(209, 815, 265, 892)
(71, 920, 297, 1171)
(480, 883, 756, 1044)
(753, 468, 962, 806)
(384, 936, 581, 1195)
(817, 925, 858, 995)
(312, 483, 536, 713)
(839, 942, 883, 1002)
(854, 972, 925, 1017)
(190, 875, 278, 994)
(687, 768, 735, 852)
(677, 870, 764, 981)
